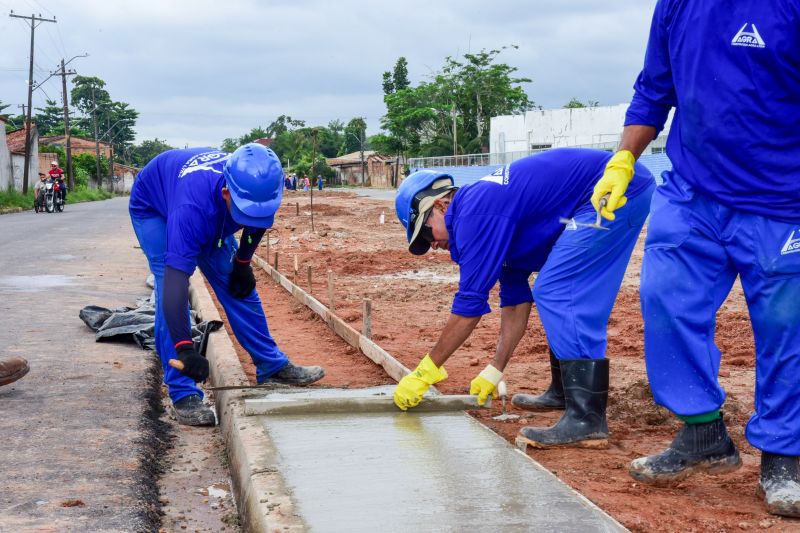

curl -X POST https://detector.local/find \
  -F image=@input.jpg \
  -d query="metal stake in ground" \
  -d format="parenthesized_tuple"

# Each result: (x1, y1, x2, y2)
(274, 251, 279, 271)
(307, 265, 313, 293)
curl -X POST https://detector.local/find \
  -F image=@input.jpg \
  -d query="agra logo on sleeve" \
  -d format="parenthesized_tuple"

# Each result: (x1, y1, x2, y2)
(731, 23, 766, 49)
(178, 151, 230, 178)
(479, 166, 509, 186)
(780, 230, 800, 256)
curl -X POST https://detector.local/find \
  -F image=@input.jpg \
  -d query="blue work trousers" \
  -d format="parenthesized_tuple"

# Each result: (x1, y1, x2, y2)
(641, 171, 800, 455)
(534, 182, 656, 360)
(130, 214, 289, 403)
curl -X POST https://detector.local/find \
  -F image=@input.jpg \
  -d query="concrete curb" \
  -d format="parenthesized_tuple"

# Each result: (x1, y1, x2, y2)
(0, 206, 24, 215)
(189, 274, 305, 532)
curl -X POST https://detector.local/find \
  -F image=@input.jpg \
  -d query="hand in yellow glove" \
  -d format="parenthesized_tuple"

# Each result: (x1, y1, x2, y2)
(394, 354, 448, 411)
(469, 364, 503, 406)
(591, 150, 636, 221)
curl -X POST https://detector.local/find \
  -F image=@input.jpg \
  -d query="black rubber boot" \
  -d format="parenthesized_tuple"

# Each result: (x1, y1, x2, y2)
(516, 358, 609, 449)
(260, 361, 325, 386)
(172, 395, 216, 427)
(759, 452, 800, 517)
(629, 416, 741, 485)
(511, 351, 565, 411)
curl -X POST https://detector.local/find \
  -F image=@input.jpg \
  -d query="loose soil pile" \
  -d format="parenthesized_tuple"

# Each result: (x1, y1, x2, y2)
(216, 189, 797, 532)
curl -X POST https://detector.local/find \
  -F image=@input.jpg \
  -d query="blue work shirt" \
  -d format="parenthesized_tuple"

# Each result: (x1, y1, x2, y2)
(446, 148, 653, 317)
(130, 148, 241, 274)
(626, 0, 800, 223)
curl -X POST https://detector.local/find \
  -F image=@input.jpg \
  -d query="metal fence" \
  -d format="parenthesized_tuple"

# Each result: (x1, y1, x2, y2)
(408, 137, 667, 169)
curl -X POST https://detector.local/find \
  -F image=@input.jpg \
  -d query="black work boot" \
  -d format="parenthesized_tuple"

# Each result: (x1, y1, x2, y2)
(629, 416, 741, 485)
(261, 361, 325, 386)
(516, 358, 609, 449)
(759, 452, 800, 517)
(511, 351, 565, 411)
(172, 395, 216, 427)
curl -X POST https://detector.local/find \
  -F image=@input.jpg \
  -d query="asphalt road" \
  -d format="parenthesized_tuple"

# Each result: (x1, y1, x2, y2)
(0, 198, 164, 531)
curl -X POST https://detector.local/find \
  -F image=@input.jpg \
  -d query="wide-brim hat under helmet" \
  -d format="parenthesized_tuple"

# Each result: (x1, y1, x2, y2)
(395, 169, 457, 256)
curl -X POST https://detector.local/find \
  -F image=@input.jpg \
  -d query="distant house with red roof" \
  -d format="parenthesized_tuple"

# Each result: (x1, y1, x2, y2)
(0, 120, 39, 191)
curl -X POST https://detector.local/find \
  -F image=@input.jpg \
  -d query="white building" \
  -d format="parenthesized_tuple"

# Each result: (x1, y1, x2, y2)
(490, 104, 674, 156)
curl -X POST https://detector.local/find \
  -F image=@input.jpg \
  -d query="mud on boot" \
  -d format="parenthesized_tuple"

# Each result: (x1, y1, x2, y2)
(629, 416, 741, 485)
(516, 358, 609, 450)
(758, 452, 800, 518)
(172, 394, 216, 426)
(511, 351, 565, 412)
(261, 361, 325, 386)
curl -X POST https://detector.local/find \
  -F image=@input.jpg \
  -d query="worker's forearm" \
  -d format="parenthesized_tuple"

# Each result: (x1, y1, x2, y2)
(492, 302, 531, 371)
(618, 125, 658, 159)
(163, 266, 193, 346)
(429, 313, 482, 366)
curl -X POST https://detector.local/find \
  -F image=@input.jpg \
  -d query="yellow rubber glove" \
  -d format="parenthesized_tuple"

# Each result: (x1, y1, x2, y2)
(591, 150, 636, 221)
(469, 364, 503, 406)
(393, 354, 448, 411)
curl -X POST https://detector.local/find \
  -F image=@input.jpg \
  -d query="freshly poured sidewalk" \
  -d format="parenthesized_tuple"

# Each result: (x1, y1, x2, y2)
(246, 387, 627, 532)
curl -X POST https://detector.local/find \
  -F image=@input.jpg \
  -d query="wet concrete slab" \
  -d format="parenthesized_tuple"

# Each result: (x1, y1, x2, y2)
(250, 387, 626, 532)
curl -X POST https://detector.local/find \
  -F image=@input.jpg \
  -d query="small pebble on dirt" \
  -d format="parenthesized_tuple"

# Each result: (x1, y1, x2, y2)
(469, 358, 480, 366)
(738, 522, 751, 530)
(719, 369, 731, 377)
(758, 519, 772, 529)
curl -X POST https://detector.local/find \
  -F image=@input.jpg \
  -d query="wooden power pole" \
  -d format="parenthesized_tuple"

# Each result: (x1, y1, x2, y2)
(57, 59, 77, 190)
(9, 11, 57, 195)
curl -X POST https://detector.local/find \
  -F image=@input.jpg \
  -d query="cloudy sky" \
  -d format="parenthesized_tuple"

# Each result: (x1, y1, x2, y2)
(0, 0, 657, 149)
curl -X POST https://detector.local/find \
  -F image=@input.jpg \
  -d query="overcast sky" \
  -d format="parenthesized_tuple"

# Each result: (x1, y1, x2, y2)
(0, 0, 657, 149)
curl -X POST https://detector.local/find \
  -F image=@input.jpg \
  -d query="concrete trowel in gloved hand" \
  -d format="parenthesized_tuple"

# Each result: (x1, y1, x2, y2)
(559, 195, 610, 231)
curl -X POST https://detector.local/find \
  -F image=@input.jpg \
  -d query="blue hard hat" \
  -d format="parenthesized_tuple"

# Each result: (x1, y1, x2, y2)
(395, 169, 456, 255)
(224, 143, 284, 228)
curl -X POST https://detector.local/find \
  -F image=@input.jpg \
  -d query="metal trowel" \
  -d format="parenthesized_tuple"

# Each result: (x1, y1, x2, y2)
(559, 196, 610, 231)
(492, 381, 520, 421)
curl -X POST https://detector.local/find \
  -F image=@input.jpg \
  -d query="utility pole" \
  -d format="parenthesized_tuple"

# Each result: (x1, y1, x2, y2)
(106, 114, 115, 191)
(310, 129, 318, 233)
(359, 130, 366, 186)
(9, 11, 57, 194)
(57, 59, 77, 190)
(452, 104, 458, 156)
(91, 88, 101, 188)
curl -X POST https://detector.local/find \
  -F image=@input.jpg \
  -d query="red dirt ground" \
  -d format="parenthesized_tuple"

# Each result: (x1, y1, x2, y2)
(215, 190, 799, 533)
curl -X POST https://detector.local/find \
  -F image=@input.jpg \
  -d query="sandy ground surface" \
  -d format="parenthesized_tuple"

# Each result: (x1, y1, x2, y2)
(213, 189, 800, 533)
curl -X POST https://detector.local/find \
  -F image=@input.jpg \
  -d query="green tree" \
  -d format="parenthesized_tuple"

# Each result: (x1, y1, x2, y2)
(563, 98, 599, 109)
(70, 76, 139, 163)
(392, 57, 410, 91)
(131, 138, 175, 167)
(379, 47, 533, 158)
(382, 72, 394, 95)
(341, 117, 367, 155)
(34, 99, 64, 136)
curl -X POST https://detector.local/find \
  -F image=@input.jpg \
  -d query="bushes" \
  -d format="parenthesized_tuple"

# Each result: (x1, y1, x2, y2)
(0, 189, 35, 210)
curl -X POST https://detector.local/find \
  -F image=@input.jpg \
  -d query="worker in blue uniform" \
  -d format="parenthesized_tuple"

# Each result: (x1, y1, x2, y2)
(393, 148, 655, 448)
(129, 144, 324, 426)
(593, 0, 800, 516)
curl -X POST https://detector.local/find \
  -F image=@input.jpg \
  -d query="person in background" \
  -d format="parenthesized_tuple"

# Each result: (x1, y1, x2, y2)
(48, 161, 66, 203)
(317, 175, 324, 191)
(34, 172, 47, 212)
